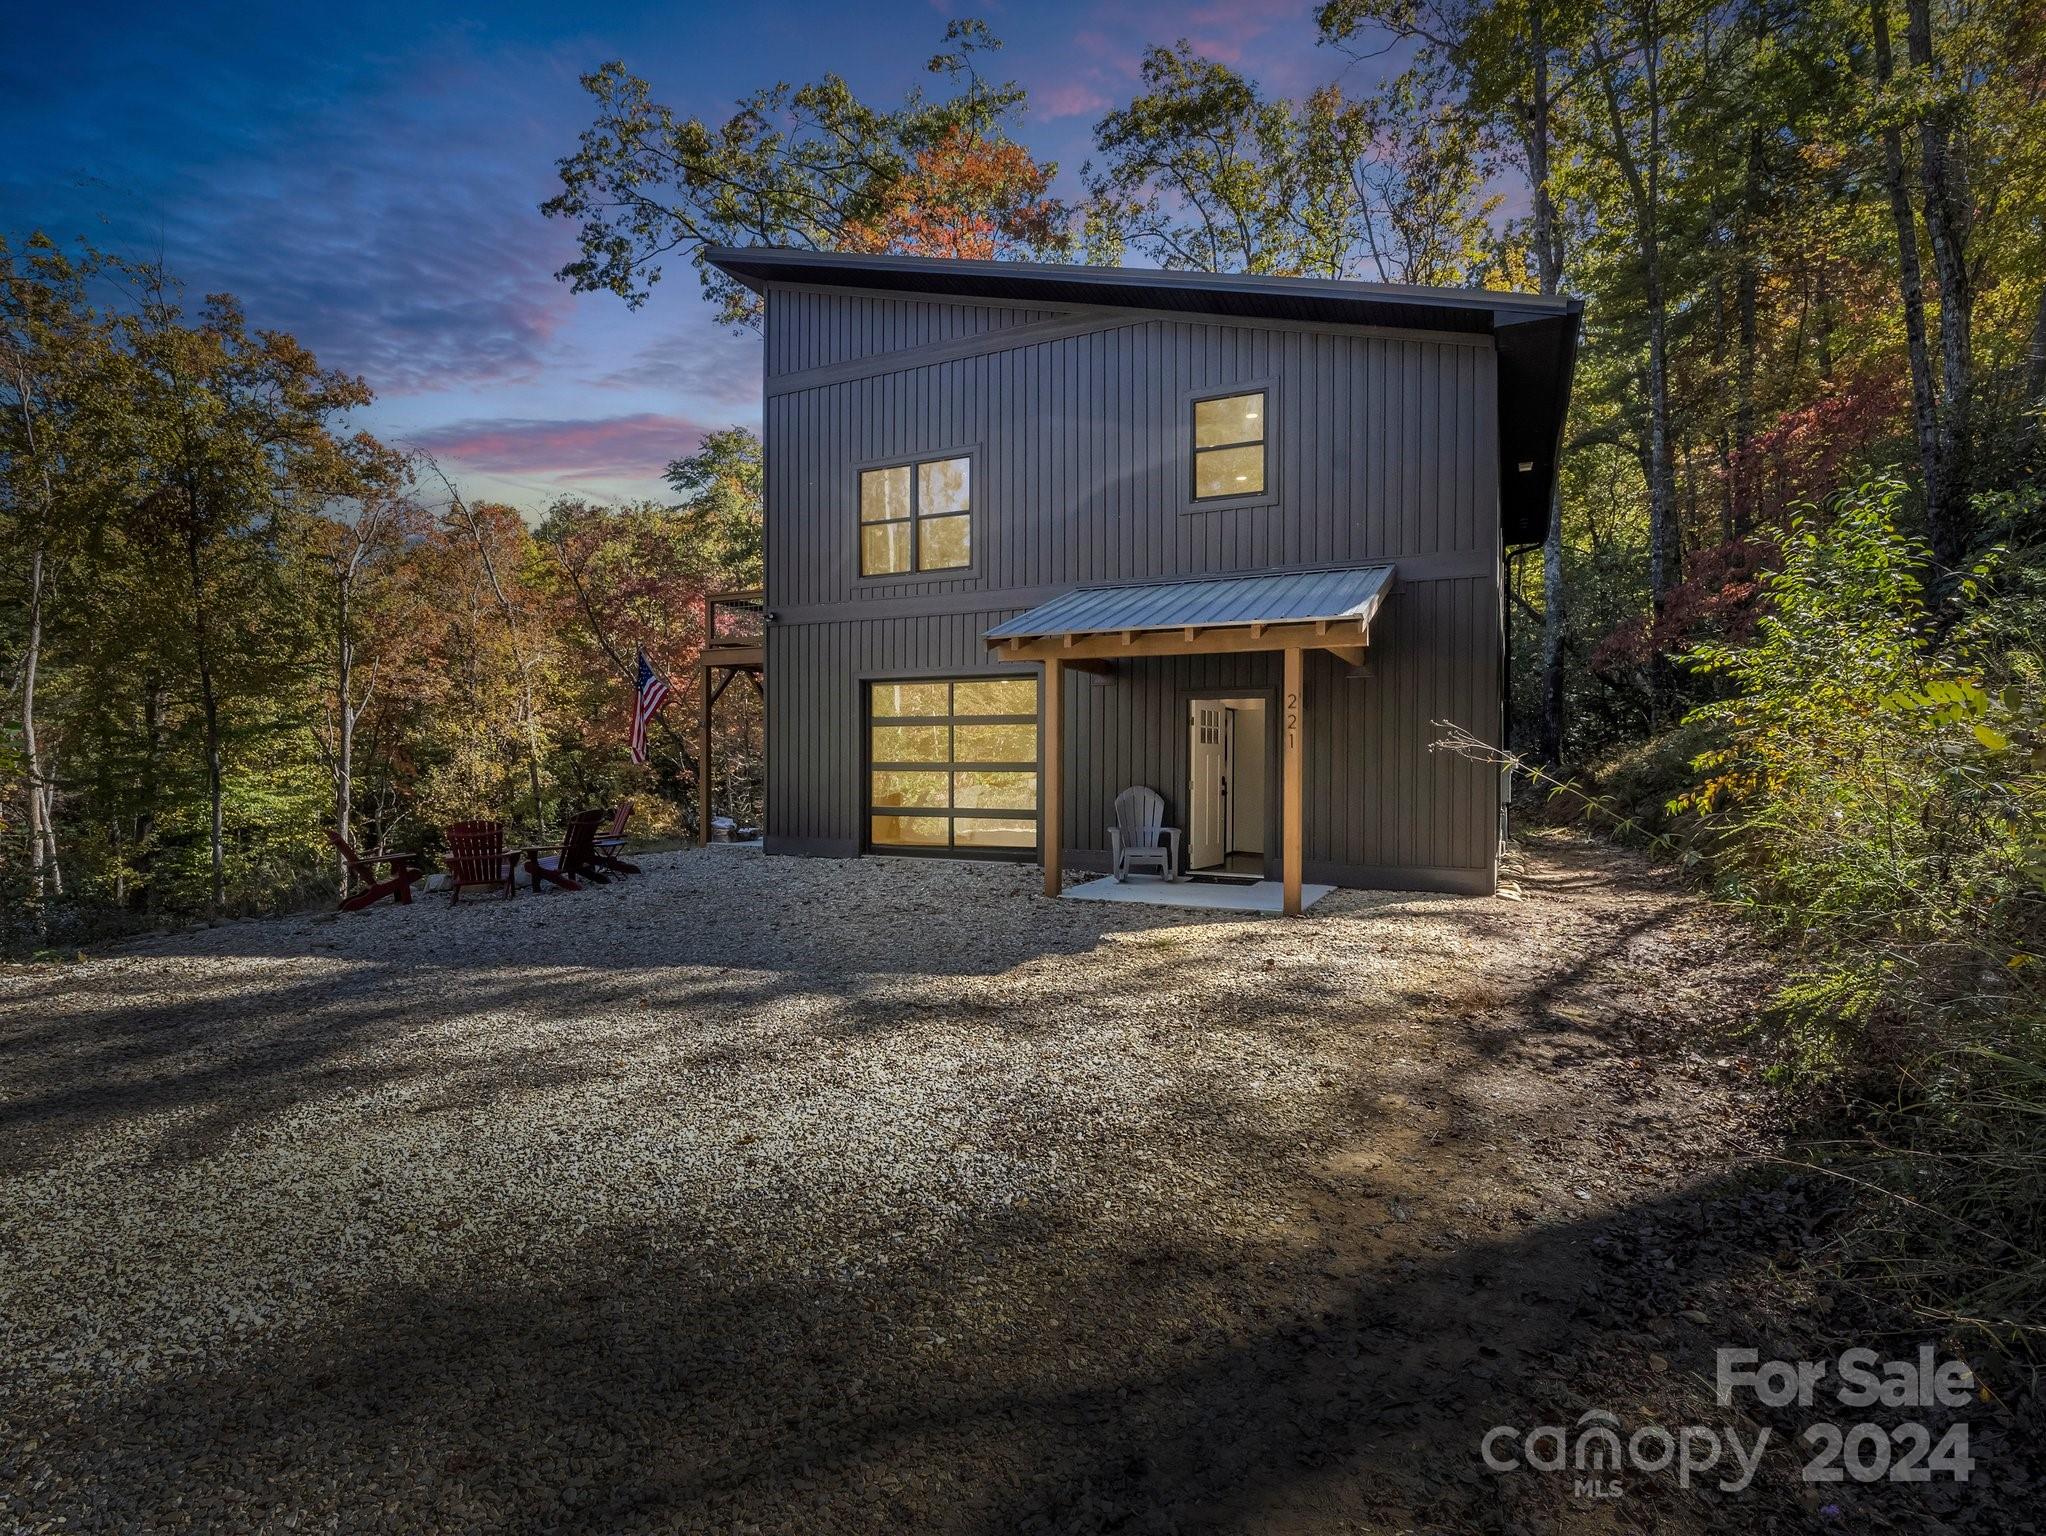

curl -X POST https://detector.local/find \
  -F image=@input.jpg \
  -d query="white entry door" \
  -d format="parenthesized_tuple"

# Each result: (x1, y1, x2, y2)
(1188, 701, 1227, 869)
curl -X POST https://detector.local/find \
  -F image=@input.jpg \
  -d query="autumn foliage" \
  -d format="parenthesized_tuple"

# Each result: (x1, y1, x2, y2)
(842, 126, 1064, 260)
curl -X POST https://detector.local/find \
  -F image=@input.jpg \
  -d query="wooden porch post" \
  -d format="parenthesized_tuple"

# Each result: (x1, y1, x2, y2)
(1042, 657, 1064, 897)
(1282, 645, 1303, 916)
(697, 663, 712, 846)
(698, 589, 712, 847)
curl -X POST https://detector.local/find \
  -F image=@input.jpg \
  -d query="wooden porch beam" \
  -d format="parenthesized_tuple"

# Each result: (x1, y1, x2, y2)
(1321, 644, 1367, 669)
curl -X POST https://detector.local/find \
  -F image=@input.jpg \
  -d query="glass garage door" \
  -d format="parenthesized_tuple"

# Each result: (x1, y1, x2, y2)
(867, 677, 1039, 853)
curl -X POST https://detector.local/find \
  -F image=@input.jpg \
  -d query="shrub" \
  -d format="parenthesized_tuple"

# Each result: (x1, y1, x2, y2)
(1674, 473, 2045, 1345)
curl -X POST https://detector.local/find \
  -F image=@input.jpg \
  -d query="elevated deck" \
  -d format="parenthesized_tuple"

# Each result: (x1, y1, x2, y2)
(698, 589, 764, 844)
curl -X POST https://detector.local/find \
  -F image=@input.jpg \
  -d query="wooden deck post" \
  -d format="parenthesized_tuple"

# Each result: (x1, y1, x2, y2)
(697, 662, 712, 846)
(1042, 657, 1064, 897)
(1282, 645, 1303, 916)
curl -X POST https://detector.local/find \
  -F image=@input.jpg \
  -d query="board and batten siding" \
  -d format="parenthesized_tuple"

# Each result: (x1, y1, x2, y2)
(762, 284, 1506, 893)
(764, 289, 1058, 376)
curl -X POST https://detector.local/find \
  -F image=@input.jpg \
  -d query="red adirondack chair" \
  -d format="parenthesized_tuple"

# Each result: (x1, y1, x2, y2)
(525, 808, 606, 892)
(326, 830, 423, 912)
(445, 820, 520, 904)
(592, 800, 641, 877)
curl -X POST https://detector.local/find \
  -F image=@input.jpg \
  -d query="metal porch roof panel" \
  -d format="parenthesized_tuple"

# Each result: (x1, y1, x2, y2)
(983, 565, 1396, 642)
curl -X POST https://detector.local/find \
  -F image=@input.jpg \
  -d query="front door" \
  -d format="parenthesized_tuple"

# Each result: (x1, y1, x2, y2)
(1188, 701, 1227, 869)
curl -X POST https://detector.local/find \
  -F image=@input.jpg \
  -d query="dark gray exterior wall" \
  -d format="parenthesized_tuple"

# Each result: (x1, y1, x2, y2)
(759, 282, 1505, 894)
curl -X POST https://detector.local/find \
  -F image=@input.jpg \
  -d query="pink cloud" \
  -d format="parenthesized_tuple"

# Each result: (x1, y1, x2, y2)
(410, 413, 711, 483)
(1036, 79, 1114, 122)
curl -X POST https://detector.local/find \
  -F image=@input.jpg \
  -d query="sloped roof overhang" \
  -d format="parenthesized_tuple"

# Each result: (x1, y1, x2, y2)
(983, 565, 1394, 667)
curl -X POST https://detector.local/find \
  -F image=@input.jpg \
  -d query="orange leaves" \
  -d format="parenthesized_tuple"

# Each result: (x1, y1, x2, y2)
(840, 126, 1064, 261)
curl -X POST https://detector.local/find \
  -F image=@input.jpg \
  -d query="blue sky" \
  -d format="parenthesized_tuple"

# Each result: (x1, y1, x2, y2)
(4, 0, 1371, 510)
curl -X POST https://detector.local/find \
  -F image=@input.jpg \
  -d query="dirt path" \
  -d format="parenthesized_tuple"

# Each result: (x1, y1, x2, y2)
(0, 834, 2026, 1532)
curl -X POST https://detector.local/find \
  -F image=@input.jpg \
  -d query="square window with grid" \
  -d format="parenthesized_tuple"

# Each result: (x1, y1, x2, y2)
(859, 456, 972, 576)
(1191, 391, 1267, 501)
(867, 677, 1038, 852)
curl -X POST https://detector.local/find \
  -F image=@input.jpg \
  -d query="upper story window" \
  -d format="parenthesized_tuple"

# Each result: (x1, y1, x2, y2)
(860, 455, 972, 576)
(1192, 391, 1267, 501)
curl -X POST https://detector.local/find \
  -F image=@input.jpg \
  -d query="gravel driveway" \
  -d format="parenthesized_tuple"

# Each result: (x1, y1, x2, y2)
(1, 837, 1815, 1532)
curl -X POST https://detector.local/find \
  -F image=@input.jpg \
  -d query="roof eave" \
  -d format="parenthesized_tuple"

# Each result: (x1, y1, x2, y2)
(702, 245, 1576, 323)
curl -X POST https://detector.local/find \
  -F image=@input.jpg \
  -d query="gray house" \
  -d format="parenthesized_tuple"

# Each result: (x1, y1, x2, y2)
(705, 248, 1580, 909)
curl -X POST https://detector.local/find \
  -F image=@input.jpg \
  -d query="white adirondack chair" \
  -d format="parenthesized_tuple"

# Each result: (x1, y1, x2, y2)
(1109, 786, 1182, 882)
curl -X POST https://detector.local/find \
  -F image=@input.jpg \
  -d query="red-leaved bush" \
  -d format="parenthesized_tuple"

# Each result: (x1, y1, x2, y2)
(1591, 535, 1777, 672)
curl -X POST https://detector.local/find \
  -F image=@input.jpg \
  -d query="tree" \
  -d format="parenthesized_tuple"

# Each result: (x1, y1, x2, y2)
(1904, 0, 1976, 565)
(1866, 0, 1949, 565)
(301, 438, 423, 880)
(112, 274, 370, 915)
(1083, 44, 1500, 282)
(1321, 0, 1579, 759)
(427, 464, 551, 831)
(841, 124, 1064, 259)
(1574, 0, 1687, 643)
(0, 236, 112, 920)
(1084, 44, 1316, 274)
(666, 425, 764, 587)
(542, 20, 1069, 324)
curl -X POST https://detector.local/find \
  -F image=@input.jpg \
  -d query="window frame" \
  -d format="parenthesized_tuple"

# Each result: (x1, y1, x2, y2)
(855, 449, 978, 580)
(1185, 384, 1278, 512)
(862, 673, 1040, 860)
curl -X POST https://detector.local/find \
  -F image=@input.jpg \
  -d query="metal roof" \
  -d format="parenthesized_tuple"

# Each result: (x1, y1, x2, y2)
(706, 246, 1574, 331)
(704, 247, 1581, 546)
(984, 565, 1396, 642)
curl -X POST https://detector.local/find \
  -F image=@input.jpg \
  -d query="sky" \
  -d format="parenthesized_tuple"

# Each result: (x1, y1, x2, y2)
(3, 0, 1382, 512)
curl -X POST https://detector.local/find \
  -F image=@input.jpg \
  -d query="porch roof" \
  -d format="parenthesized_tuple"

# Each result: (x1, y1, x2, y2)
(984, 564, 1395, 652)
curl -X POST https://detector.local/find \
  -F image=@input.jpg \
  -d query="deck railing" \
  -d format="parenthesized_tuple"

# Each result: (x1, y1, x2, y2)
(702, 588, 764, 658)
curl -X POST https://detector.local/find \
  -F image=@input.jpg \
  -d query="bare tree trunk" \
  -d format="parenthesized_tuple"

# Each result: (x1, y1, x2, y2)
(37, 754, 61, 897)
(334, 576, 353, 886)
(1812, 261, 1833, 380)
(187, 525, 225, 917)
(2025, 280, 2046, 463)
(1733, 198, 1760, 534)
(1645, 284, 1679, 602)
(1731, 0, 1768, 537)
(20, 538, 47, 926)
(1869, 0, 1943, 542)
(136, 677, 165, 909)
(1905, 0, 1974, 567)
(1590, 18, 1679, 714)
(1538, 488, 1567, 762)
(10, 359, 55, 927)
(1528, 1, 1571, 767)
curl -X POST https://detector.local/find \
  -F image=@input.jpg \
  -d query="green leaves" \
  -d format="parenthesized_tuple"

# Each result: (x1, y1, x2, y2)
(1972, 723, 2011, 752)
(1082, 44, 1501, 283)
(542, 23, 1067, 322)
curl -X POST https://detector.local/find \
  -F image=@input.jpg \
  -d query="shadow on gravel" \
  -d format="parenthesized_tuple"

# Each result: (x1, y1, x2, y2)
(0, 850, 1501, 1172)
(11, 1169, 2022, 1536)
(10, 839, 2029, 1532)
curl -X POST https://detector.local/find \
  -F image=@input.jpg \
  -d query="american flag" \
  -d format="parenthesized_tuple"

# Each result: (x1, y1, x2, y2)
(630, 647, 669, 764)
